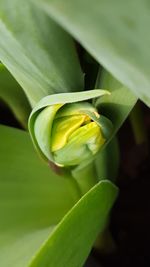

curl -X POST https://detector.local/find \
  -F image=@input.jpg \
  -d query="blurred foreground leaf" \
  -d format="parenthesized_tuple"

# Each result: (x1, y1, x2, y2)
(0, 125, 80, 266)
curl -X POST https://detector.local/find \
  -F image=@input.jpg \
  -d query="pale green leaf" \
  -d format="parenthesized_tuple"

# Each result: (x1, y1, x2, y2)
(95, 70, 137, 136)
(38, 0, 150, 106)
(0, 0, 83, 106)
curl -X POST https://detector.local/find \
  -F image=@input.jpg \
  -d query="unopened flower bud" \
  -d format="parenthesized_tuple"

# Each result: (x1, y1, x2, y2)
(29, 91, 113, 168)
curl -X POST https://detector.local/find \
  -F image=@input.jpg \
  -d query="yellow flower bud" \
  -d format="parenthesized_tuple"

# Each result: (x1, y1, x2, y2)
(29, 90, 112, 168)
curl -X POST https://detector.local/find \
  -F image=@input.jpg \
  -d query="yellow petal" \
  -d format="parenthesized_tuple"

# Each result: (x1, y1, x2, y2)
(51, 115, 88, 152)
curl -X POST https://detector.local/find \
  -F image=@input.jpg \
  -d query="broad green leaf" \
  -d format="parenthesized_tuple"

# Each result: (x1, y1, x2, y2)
(91, 70, 136, 176)
(0, 0, 83, 106)
(38, 0, 150, 106)
(0, 64, 31, 128)
(0, 125, 80, 267)
(95, 70, 137, 137)
(29, 180, 118, 267)
(87, 69, 135, 184)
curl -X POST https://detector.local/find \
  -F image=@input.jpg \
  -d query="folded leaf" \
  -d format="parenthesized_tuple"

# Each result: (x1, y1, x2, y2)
(0, 0, 83, 106)
(95, 70, 137, 135)
(38, 0, 150, 106)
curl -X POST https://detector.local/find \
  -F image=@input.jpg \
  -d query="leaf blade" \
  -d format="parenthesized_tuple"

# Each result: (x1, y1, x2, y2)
(0, 0, 83, 106)
(0, 125, 80, 266)
(95, 70, 137, 135)
(29, 180, 118, 267)
(38, 0, 150, 106)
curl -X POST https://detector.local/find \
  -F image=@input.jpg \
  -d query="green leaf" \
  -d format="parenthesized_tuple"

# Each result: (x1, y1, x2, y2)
(29, 180, 118, 267)
(37, 0, 150, 106)
(0, 64, 31, 128)
(0, 0, 83, 106)
(95, 70, 137, 137)
(91, 70, 136, 175)
(0, 125, 80, 267)
(30, 89, 110, 114)
(0, 125, 118, 267)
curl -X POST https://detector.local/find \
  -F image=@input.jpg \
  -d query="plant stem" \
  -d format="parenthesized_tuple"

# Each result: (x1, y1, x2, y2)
(72, 162, 99, 195)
